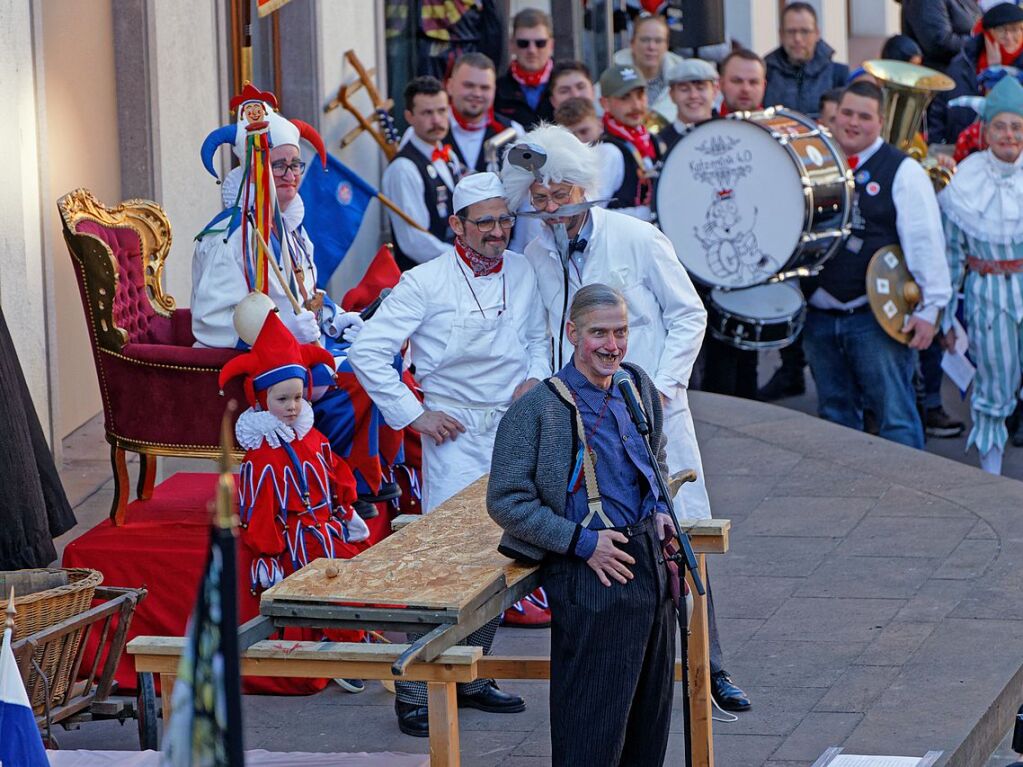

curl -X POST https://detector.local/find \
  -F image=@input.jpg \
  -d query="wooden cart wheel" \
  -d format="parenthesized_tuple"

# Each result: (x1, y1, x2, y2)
(136, 672, 159, 750)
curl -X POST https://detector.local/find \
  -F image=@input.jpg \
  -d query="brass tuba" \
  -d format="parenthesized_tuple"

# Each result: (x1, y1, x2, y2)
(862, 59, 956, 189)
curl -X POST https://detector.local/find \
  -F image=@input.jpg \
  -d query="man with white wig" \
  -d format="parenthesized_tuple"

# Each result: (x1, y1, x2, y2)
(501, 125, 753, 712)
(348, 171, 549, 736)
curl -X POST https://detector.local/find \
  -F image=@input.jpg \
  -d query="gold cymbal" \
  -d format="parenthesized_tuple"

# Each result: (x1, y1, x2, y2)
(866, 245, 920, 345)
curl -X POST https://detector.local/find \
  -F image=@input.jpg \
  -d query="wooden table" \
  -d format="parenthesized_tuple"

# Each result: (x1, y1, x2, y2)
(128, 476, 730, 766)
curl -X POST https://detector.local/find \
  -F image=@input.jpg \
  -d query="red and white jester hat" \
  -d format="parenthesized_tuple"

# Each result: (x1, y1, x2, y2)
(218, 309, 335, 408)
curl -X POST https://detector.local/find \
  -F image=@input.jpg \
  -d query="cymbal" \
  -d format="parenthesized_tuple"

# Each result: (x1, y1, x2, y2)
(866, 245, 921, 345)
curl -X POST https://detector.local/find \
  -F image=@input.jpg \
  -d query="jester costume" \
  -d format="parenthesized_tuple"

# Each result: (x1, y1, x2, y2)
(940, 76, 1023, 474)
(220, 309, 371, 694)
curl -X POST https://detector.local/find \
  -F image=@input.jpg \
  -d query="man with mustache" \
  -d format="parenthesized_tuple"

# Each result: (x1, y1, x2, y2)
(502, 125, 752, 713)
(348, 172, 550, 737)
(593, 63, 666, 222)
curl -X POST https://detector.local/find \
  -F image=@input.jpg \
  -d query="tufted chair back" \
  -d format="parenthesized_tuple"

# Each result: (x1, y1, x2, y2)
(58, 188, 243, 524)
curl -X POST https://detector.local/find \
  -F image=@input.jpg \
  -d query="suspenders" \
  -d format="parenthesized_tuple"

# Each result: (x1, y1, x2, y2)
(547, 377, 614, 529)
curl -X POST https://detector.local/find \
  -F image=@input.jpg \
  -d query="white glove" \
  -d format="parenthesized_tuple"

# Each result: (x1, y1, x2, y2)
(334, 312, 365, 343)
(282, 308, 321, 344)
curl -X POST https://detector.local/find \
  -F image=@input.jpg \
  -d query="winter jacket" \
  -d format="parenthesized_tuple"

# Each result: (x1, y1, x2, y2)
(901, 0, 980, 73)
(763, 41, 849, 118)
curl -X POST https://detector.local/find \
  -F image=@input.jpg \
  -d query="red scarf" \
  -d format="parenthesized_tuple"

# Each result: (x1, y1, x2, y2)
(451, 106, 504, 133)
(455, 237, 503, 277)
(976, 34, 1023, 74)
(602, 113, 655, 159)
(510, 58, 553, 89)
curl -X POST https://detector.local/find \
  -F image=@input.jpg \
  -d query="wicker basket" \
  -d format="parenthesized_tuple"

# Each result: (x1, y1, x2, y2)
(0, 568, 103, 713)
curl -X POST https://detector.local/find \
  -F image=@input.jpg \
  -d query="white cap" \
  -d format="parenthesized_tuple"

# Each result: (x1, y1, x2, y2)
(453, 172, 506, 214)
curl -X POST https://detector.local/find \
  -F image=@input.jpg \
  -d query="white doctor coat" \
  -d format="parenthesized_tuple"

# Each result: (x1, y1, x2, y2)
(524, 205, 712, 519)
(348, 248, 551, 512)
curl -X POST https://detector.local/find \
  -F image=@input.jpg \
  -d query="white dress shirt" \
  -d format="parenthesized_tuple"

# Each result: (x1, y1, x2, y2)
(448, 114, 524, 171)
(591, 141, 654, 222)
(809, 136, 952, 324)
(380, 134, 461, 265)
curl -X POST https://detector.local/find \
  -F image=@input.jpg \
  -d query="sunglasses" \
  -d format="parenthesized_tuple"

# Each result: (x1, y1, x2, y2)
(515, 38, 549, 49)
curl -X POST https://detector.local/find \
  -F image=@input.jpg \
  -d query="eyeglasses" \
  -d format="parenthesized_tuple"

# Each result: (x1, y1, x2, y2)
(530, 189, 575, 209)
(782, 27, 816, 38)
(271, 160, 306, 177)
(516, 38, 549, 49)
(462, 214, 517, 232)
(637, 36, 668, 45)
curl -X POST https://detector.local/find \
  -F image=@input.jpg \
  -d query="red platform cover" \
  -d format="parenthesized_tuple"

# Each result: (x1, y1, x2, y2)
(62, 472, 392, 695)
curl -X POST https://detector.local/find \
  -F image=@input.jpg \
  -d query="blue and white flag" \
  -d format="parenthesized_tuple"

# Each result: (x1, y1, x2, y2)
(299, 152, 377, 288)
(0, 603, 48, 767)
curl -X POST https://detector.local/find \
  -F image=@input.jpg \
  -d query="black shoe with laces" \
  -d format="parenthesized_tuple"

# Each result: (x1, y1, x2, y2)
(711, 669, 751, 711)
(457, 682, 526, 713)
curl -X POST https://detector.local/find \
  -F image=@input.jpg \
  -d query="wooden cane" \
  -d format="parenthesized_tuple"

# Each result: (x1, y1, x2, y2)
(377, 192, 429, 232)
(251, 228, 303, 315)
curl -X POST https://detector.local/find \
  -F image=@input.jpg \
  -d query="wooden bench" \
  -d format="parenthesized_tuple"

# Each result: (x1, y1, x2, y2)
(127, 476, 730, 766)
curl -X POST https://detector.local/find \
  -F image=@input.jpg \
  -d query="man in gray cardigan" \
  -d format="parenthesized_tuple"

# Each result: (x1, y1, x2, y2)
(488, 284, 677, 766)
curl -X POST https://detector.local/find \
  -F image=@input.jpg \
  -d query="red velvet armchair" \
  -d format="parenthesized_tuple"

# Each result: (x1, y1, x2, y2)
(58, 188, 244, 524)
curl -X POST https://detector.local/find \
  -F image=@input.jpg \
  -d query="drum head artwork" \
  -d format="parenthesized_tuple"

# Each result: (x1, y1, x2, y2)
(658, 119, 805, 289)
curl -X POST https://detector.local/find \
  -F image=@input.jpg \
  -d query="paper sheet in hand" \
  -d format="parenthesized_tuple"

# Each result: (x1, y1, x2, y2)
(941, 351, 975, 394)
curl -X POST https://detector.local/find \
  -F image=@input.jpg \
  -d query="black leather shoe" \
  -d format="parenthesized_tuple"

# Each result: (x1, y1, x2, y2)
(711, 670, 751, 712)
(757, 367, 805, 401)
(457, 682, 526, 713)
(395, 699, 430, 737)
(352, 499, 379, 520)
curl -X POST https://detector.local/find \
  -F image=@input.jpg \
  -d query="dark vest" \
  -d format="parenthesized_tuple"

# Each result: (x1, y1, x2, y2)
(450, 114, 515, 172)
(807, 141, 905, 303)
(658, 123, 686, 154)
(495, 71, 554, 130)
(391, 142, 456, 271)
(601, 132, 666, 213)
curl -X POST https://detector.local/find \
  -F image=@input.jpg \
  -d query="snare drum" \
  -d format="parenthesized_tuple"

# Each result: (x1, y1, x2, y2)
(657, 107, 852, 290)
(707, 282, 806, 350)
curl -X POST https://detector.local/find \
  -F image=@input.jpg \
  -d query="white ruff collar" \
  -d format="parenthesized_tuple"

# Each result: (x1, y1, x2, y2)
(939, 149, 1023, 245)
(235, 399, 314, 450)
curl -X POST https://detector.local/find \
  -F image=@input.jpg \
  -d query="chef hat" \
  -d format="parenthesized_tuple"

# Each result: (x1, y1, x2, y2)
(218, 308, 336, 407)
(453, 172, 507, 215)
(983, 72, 1023, 121)
(200, 82, 328, 181)
(500, 124, 600, 212)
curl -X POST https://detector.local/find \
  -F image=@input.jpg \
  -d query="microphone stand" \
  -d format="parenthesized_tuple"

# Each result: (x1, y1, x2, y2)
(616, 373, 704, 767)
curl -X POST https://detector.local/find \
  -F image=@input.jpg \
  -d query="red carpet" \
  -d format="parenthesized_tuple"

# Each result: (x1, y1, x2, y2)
(62, 472, 393, 694)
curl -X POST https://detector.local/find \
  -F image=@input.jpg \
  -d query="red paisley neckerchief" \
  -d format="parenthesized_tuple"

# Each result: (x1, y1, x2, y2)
(455, 237, 503, 277)
(451, 105, 505, 133)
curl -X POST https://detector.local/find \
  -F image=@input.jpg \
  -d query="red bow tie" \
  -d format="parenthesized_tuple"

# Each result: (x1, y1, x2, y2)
(431, 144, 452, 163)
(848, 155, 859, 170)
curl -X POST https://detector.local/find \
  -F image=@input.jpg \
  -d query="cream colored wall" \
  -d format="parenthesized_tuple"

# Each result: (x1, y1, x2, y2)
(40, 0, 122, 438)
(0, 0, 50, 437)
(149, 0, 226, 307)
(317, 0, 386, 298)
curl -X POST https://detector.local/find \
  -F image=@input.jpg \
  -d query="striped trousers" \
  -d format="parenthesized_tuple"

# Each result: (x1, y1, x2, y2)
(394, 618, 499, 705)
(544, 515, 675, 767)
(966, 291, 1023, 455)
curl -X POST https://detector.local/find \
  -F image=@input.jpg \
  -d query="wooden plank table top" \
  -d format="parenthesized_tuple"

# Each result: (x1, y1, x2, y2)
(262, 477, 533, 612)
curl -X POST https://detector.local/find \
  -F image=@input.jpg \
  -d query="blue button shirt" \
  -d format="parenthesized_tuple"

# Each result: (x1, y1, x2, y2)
(557, 361, 666, 559)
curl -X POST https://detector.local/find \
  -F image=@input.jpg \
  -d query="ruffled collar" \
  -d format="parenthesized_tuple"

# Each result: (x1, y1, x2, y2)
(235, 399, 314, 450)
(939, 149, 1023, 245)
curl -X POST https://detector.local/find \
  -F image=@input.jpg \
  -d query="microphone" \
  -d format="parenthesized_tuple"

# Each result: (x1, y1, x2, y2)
(612, 370, 650, 436)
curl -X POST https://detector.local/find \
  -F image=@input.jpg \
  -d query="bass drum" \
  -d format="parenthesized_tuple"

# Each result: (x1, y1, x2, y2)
(707, 281, 806, 350)
(658, 107, 852, 290)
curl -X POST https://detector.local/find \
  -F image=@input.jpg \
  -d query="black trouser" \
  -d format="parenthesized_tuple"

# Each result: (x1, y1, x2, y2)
(544, 515, 675, 767)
